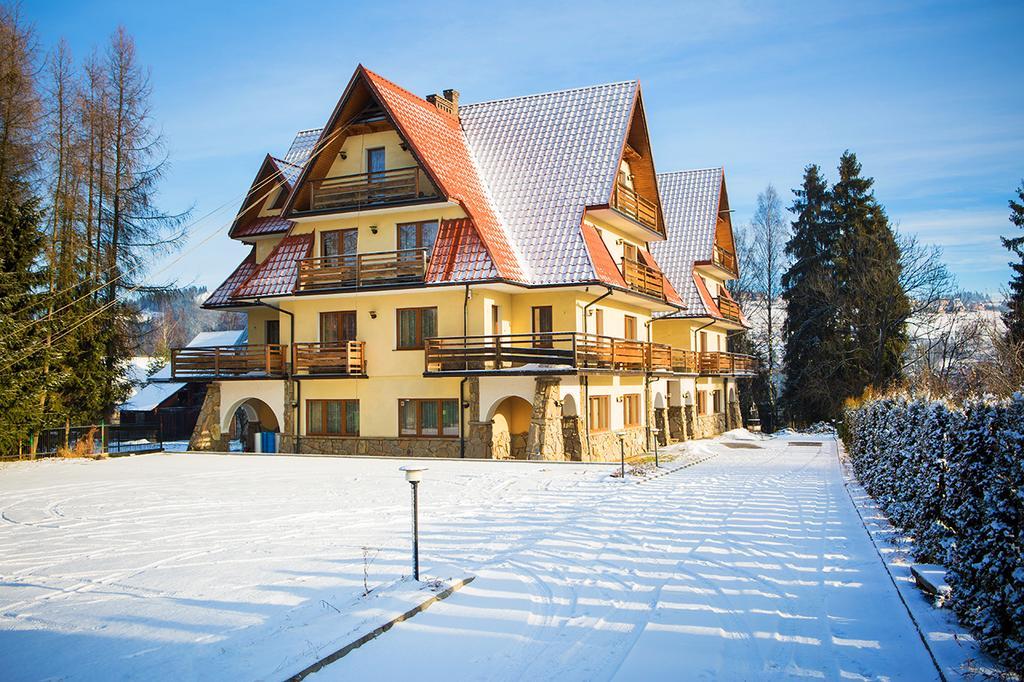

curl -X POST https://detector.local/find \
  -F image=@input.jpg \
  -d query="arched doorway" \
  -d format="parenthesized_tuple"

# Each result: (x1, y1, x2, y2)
(489, 396, 532, 460)
(222, 397, 280, 452)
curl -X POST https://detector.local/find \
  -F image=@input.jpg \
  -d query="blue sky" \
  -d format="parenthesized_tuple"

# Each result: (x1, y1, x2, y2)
(25, 0, 1024, 294)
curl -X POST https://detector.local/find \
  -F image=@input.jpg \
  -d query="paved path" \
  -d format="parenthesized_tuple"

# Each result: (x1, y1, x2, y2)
(314, 438, 939, 681)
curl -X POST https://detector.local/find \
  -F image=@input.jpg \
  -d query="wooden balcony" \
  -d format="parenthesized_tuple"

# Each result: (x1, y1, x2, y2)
(621, 257, 665, 299)
(612, 182, 659, 232)
(712, 244, 737, 275)
(170, 344, 286, 380)
(308, 166, 438, 212)
(297, 248, 427, 291)
(716, 296, 742, 322)
(293, 341, 366, 376)
(698, 351, 758, 376)
(670, 348, 699, 374)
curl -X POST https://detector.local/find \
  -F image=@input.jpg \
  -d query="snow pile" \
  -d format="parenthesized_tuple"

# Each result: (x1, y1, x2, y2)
(805, 421, 838, 435)
(721, 427, 760, 441)
(845, 393, 1024, 670)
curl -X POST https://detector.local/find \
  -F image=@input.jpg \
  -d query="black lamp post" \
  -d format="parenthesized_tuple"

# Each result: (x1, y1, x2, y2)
(616, 432, 626, 478)
(400, 466, 427, 581)
(651, 427, 661, 467)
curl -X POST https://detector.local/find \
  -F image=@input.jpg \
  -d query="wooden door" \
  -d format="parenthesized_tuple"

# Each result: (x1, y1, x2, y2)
(532, 305, 553, 348)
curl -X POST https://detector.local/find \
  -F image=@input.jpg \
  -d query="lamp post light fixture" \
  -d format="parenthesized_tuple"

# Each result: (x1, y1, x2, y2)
(400, 465, 428, 581)
(651, 427, 661, 468)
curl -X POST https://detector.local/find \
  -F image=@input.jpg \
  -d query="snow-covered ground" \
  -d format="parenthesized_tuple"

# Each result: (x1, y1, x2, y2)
(0, 437, 957, 680)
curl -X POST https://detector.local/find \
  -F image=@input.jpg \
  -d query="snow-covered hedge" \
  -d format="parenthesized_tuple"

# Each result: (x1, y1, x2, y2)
(844, 394, 1024, 670)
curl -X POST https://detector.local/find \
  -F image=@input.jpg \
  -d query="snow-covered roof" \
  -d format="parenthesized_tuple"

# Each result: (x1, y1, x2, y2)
(187, 329, 247, 348)
(651, 168, 723, 313)
(121, 381, 185, 412)
(460, 81, 637, 285)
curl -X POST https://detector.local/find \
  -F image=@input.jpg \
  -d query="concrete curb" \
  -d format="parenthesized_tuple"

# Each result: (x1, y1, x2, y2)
(174, 449, 630, 466)
(284, 575, 476, 681)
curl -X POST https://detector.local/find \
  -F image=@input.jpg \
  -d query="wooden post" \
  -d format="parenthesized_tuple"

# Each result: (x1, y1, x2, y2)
(214, 347, 220, 377)
(265, 344, 271, 375)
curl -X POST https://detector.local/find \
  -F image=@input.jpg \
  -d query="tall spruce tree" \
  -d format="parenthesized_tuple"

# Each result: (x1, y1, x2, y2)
(832, 151, 909, 396)
(782, 164, 840, 424)
(1002, 182, 1024, 345)
(0, 195, 50, 454)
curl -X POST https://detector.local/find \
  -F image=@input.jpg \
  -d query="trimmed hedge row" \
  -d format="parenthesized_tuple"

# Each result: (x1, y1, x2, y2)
(844, 394, 1024, 671)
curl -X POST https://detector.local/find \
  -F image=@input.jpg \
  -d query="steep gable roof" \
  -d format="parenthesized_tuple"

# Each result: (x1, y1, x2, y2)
(651, 168, 723, 313)
(204, 249, 257, 308)
(459, 81, 638, 285)
(232, 234, 313, 299)
(228, 154, 297, 239)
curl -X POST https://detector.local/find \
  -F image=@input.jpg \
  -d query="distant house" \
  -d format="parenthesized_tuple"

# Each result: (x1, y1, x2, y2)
(120, 330, 246, 441)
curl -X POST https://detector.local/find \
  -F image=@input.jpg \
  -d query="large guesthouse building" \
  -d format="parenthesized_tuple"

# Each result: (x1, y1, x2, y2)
(178, 66, 756, 460)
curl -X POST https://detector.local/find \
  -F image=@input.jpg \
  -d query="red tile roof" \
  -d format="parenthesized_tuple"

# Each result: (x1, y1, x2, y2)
(232, 216, 292, 239)
(580, 223, 626, 288)
(204, 250, 256, 308)
(232, 234, 313, 299)
(692, 272, 720, 319)
(427, 218, 498, 282)
(362, 67, 526, 283)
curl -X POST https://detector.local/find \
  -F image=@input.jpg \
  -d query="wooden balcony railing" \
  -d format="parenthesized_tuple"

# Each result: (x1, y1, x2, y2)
(297, 248, 427, 291)
(170, 344, 286, 379)
(712, 244, 737, 275)
(698, 351, 758, 376)
(716, 296, 742, 322)
(423, 333, 757, 376)
(309, 166, 438, 211)
(293, 341, 366, 375)
(621, 257, 665, 299)
(613, 182, 659, 232)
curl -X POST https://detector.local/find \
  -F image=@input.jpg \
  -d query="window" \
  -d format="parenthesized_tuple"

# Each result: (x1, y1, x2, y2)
(322, 228, 357, 258)
(399, 399, 459, 437)
(624, 315, 638, 340)
(593, 308, 604, 336)
(321, 311, 357, 343)
(491, 304, 501, 337)
(367, 147, 385, 179)
(712, 390, 722, 414)
(397, 307, 437, 349)
(532, 305, 553, 348)
(265, 320, 280, 345)
(397, 221, 439, 254)
(699, 331, 708, 353)
(307, 400, 359, 436)
(623, 243, 638, 263)
(623, 394, 641, 427)
(588, 395, 610, 432)
(696, 391, 707, 416)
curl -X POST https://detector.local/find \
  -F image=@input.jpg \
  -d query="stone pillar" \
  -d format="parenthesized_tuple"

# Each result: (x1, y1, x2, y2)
(526, 377, 564, 460)
(562, 415, 584, 461)
(463, 379, 492, 459)
(189, 382, 225, 451)
(684, 401, 697, 442)
(668, 406, 686, 442)
(727, 383, 742, 431)
(654, 408, 668, 446)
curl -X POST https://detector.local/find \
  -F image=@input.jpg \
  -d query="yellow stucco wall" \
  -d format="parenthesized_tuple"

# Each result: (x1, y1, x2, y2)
(326, 130, 417, 177)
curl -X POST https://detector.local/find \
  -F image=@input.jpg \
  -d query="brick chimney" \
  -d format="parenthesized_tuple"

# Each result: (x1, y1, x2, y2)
(426, 89, 459, 118)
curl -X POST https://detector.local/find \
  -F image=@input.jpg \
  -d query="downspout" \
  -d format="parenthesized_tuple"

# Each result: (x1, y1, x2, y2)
(460, 284, 470, 458)
(644, 319, 654, 450)
(582, 286, 614, 336)
(255, 299, 297, 453)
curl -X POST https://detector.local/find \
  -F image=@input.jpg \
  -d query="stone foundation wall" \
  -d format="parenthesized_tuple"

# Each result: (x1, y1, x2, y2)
(586, 427, 646, 462)
(189, 382, 228, 451)
(694, 413, 727, 440)
(667, 406, 686, 442)
(279, 435, 461, 458)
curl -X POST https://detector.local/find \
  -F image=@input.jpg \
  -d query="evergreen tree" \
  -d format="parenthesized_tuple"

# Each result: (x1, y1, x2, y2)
(0, 195, 51, 454)
(833, 151, 909, 396)
(781, 164, 840, 424)
(1002, 182, 1024, 345)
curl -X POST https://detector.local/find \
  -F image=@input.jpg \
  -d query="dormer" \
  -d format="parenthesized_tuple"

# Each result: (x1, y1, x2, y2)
(585, 84, 667, 241)
(695, 176, 739, 280)
(283, 70, 444, 218)
(228, 155, 296, 255)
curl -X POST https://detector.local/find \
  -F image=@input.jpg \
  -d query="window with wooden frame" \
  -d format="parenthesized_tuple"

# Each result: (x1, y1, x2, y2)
(532, 305, 553, 348)
(307, 399, 359, 436)
(320, 311, 357, 343)
(623, 394, 641, 427)
(366, 147, 385, 179)
(593, 308, 604, 336)
(399, 399, 459, 437)
(623, 242, 638, 263)
(696, 390, 708, 416)
(397, 220, 439, 254)
(698, 330, 708, 353)
(491, 304, 501, 337)
(712, 389, 722, 414)
(588, 395, 610, 433)
(624, 315, 638, 340)
(322, 228, 358, 258)
(396, 307, 437, 349)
